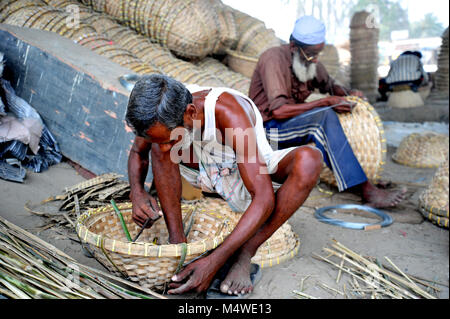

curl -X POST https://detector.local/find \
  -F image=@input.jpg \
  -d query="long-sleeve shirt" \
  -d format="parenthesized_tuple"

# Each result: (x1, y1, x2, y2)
(249, 44, 337, 122)
(385, 54, 429, 85)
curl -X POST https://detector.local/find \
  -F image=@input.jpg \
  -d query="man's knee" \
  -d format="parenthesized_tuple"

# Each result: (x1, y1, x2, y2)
(291, 146, 323, 187)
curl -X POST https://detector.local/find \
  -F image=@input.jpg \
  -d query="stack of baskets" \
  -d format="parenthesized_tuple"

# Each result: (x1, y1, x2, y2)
(224, 6, 281, 78)
(349, 11, 379, 103)
(418, 155, 449, 228)
(318, 44, 340, 79)
(79, 0, 221, 59)
(76, 198, 300, 289)
(435, 27, 449, 94)
(1, 0, 162, 76)
(392, 133, 449, 168)
(195, 57, 251, 95)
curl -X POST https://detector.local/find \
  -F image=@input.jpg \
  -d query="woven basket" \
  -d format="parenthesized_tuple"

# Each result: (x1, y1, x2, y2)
(77, 197, 300, 288)
(76, 200, 241, 289)
(226, 49, 258, 78)
(418, 156, 449, 228)
(436, 27, 449, 93)
(305, 95, 386, 186)
(318, 44, 340, 78)
(392, 133, 449, 168)
(387, 90, 424, 108)
(79, 0, 221, 59)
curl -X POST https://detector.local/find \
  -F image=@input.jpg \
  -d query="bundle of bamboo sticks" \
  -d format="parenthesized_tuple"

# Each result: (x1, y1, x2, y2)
(311, 239, 441, 299)
(0, 216, 164, 299)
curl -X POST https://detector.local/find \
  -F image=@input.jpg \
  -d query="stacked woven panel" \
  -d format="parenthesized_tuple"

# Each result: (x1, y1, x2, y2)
(435, 27, 449, 94)
(349, 11, 379, 103)
(318, 44, 340, 79)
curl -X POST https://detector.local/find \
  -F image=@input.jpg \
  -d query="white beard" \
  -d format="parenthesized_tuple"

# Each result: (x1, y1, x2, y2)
(292, 51, 317, 83)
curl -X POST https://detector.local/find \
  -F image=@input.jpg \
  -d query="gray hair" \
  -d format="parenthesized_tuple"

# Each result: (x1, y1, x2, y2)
(125, 74, 192, 137)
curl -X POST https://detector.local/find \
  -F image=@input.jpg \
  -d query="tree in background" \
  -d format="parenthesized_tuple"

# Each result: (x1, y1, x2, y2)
(409, 13, 445, 39)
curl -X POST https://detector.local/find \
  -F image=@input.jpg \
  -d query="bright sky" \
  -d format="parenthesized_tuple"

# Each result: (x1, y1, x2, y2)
(222, 0, 449, 43)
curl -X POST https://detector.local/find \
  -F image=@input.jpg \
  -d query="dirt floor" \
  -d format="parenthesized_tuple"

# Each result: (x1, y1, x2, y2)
(1, 142, 448, 299)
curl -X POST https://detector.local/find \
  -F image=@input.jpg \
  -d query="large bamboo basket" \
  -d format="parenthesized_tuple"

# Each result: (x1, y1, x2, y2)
(77, 198, 300, 288)
(436, 27, 449, 94)
(305, 95, 387, 186)
(79, 0, 221, 59)
(226, 49, 258, 78)
(318, 44, 340, 79)
(418, 155, 449, 228)
(195, 57, 251, 95)
(392, 133, 449, 168)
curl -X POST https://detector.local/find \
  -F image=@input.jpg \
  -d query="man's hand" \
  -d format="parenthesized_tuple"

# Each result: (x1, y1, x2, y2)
(349, 89, 366, 100)
(167, 256, 218, 294)
(325, 96, 356, 113)
(130, 189, 162, 228)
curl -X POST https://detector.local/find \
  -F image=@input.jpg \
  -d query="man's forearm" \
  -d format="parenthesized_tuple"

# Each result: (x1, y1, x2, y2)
(151, 145, 185, 243)
(271, 99, 329, 120)
(128, 148, 150, 195)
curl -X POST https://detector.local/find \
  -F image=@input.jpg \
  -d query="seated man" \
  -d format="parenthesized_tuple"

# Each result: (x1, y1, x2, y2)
(125, 74, 323, 296)
(378, 51, 429, 101)
(249, 16, 406, 208)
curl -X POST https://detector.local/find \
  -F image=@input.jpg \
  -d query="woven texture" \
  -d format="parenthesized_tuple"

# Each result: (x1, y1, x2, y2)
(195, 57, 250, 95)
(79, 0, 221, 59)
(318, 44, 340, 79)
(307, 96, 387, 186)
(1, 0, 162, 76)
(392, 133, 449, 168)
(77, 198, 300, 288)
(226, 49, 258, 78)
(436, 27, 449, 94)
(350, 11, 379, 103)
(419, 155, 449, 228)
(227, 5, 281, 57)
(387, 90, 425, 108)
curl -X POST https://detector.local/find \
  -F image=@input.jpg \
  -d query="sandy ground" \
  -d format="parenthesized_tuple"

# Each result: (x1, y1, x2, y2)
(1, 143, 448, 299)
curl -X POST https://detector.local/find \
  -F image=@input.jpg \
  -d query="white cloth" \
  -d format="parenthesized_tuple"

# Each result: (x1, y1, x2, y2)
(180, 86, 297, 213)
(385, 54, 428, 85)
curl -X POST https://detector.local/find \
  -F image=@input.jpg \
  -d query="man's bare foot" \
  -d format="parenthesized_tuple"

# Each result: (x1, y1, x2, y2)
(362, 181, 407, 208)
(220, 251, 254, 296)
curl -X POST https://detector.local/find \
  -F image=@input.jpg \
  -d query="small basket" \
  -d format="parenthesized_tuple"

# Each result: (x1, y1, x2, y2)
(77, 197, 300, 288)
(418, 155, 449, 228)
(392, 133, 449, 168)
(76, 200, 240, 289)
(226, 49, 258, 78)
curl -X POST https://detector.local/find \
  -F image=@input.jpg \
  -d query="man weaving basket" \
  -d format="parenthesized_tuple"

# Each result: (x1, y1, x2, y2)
(125, 74, 323, 297)
(249, 16, 406, 208)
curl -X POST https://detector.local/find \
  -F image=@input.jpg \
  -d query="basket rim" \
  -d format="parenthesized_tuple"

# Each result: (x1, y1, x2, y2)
(252, 233, 301, 268)
(76, 202, 233, 258)
(226, 49, 258, 62)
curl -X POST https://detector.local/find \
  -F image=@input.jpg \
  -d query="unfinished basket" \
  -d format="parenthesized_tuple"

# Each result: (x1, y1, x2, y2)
(392, 133, 449, 168)
(76, 200, 240, 289)
(226, 49, 258, 78)
(305, 95, 386, 186)
(418, 155, 449, 228)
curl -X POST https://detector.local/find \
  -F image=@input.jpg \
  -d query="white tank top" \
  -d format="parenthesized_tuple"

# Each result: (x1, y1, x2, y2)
(186, 85, 275, 165)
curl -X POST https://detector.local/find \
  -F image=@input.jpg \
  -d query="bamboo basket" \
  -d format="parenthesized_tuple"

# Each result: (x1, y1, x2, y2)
(305, 95, 387, 186)
(226, 49, 258, 78)
(436, 27, 449, 94)
(77, 198, 300, 288)
(79, 0, 221, 59)
(418, 155, 449, 227)
(387, 89, 424, 108)
(195, 57, 251, 95)
(318, 44, 340, 79)
(392, 133, 449, 168)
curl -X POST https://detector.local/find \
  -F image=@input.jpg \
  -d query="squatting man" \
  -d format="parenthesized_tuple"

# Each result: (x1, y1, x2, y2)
(125, 74, 323, 296)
